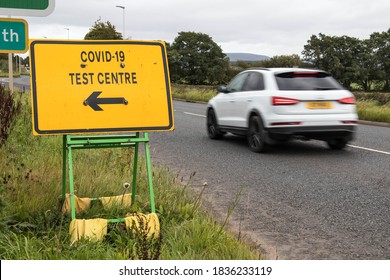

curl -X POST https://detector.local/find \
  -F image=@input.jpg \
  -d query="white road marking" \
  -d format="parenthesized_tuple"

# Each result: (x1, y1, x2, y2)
(347, 144, 390, 155)
(183, 111, 206, 118)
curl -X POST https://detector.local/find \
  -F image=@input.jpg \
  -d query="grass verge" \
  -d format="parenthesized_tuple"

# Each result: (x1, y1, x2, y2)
(356, 100, 390, 123)
(0, 92, 261, 260)
(172, 84, 216, 103)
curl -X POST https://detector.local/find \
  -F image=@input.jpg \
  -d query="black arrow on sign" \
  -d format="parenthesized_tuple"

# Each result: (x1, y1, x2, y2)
(83, 91, 128, 111)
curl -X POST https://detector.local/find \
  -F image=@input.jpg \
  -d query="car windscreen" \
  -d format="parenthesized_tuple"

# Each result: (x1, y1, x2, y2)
(275, 71, 344, 91)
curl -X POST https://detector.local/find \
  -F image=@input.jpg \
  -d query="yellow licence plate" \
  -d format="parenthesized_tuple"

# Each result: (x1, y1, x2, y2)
(306, 101, 333, 109)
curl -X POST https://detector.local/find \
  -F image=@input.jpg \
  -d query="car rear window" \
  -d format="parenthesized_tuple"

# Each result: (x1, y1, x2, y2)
(275, 71, 344, 91)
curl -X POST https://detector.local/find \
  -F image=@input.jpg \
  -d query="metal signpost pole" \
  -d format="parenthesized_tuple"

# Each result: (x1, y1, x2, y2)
(7, 15, 13, 93)
(8, 52, 13, 93)
(116, 5, 125, 39)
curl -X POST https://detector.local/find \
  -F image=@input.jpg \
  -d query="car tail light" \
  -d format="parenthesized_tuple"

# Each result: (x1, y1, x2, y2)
(271, 122, 302, 126)
(341, 120, 358, 124)
(276, 71, 330, 78)
(272, 96, 300, 106)
(338, 97, 356, 104)
(292, 72, 319, 77)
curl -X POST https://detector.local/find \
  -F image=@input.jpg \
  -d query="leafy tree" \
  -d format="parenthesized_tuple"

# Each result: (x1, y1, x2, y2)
(168, 31, 228, 85)
(22, 56, 29, 66)
(302, 34, 367, 89)
(262, 54, 303, 68)
(355, 39, 377, 91)
(302, 30, 390, 91)
(370, 28, 390, 90)
(303, 34, 342, 81)
(84, 19, 122, 40)
(233, 55, 304, 68)
(235, 60, 251, 69)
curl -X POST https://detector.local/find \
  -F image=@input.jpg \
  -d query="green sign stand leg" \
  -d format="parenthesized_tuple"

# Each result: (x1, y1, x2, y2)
(62, 135, 67, 202)
(67, 138, 76, 220)
(131, 140, 139, 206)
(61, 133, 156, 222)
(144, 138, 156, 213)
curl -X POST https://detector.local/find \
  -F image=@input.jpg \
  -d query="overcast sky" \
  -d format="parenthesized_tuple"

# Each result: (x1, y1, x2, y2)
(5, 0, 390, 57)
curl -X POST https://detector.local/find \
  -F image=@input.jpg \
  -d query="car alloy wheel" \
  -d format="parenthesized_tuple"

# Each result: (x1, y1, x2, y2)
(207, 109, 223, 139)
(248, 115, 268, 153)
(327, 138, 347, 150)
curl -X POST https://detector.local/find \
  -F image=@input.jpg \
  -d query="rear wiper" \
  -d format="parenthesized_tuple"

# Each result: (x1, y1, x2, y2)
(314, 87, 340, 90)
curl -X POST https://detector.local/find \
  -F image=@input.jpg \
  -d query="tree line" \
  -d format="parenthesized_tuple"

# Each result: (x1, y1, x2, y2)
(2, 19, 388, 91)
(169, 29, 390, 91)
(0, 54, 29, 73)
(302, 29, 390, 91)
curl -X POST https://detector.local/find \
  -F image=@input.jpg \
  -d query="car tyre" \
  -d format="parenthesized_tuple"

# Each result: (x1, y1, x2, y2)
(207, 109, 223, 139)
(247, 115, 268, 153)
(327, 139, 347, 150)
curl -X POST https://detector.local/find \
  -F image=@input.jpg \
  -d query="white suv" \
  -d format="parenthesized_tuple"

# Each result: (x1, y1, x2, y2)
(206, 68, 358, 152)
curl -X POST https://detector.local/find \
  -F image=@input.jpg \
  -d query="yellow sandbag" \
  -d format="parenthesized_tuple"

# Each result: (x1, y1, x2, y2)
(69, 218, 108, 243)
(99, 193, 132, 209)
(125, 213, 160, 238)
(62, 194, 91, 215)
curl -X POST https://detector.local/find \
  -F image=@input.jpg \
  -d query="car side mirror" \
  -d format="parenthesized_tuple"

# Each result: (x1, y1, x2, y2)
(217, 85, 228, 93)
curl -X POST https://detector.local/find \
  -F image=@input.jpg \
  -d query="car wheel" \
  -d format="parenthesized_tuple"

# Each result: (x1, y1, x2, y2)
(247, 115, 268, 153)
(327, 139, 347, 150)
(207, 109, 223, 139)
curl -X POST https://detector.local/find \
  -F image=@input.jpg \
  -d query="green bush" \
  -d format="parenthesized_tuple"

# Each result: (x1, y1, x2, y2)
(0, 86, 21, 146)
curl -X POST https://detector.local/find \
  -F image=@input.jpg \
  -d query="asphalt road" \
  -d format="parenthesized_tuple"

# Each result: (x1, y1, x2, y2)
(0, 75, 30, 91)
(150, 100, 390, 260)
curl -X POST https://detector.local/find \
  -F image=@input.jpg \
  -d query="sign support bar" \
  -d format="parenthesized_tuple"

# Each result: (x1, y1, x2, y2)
(61, 132, 156, 222)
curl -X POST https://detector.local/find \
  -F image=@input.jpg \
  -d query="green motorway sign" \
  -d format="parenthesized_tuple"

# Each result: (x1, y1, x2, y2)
(0, 0, 55, 16)
(0, 18, 28, 53)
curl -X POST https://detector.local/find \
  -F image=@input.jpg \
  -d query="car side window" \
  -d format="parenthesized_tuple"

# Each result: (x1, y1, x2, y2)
(242, 72, 265, 91)
(226, 72, 249, 92)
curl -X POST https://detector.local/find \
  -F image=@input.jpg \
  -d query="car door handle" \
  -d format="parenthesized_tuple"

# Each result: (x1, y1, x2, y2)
(229, 100, 235, 103)
(247, 99, 253, 102)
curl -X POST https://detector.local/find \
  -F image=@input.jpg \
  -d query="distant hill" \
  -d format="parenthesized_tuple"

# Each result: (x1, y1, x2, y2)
(226, 53, 270, 62)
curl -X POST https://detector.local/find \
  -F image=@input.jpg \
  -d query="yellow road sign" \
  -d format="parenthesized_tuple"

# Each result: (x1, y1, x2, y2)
(30, 40, 174, 135)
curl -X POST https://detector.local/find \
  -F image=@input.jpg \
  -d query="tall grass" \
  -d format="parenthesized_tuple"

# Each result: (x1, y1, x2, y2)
(172, 84, 217, 103)
(353, 91, 390, 106)
(357, 100, 390, 123)
(0, 92, 261, 260)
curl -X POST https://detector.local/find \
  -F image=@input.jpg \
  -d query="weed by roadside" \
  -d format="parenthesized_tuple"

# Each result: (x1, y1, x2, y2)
(0, 85, 21, 146)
